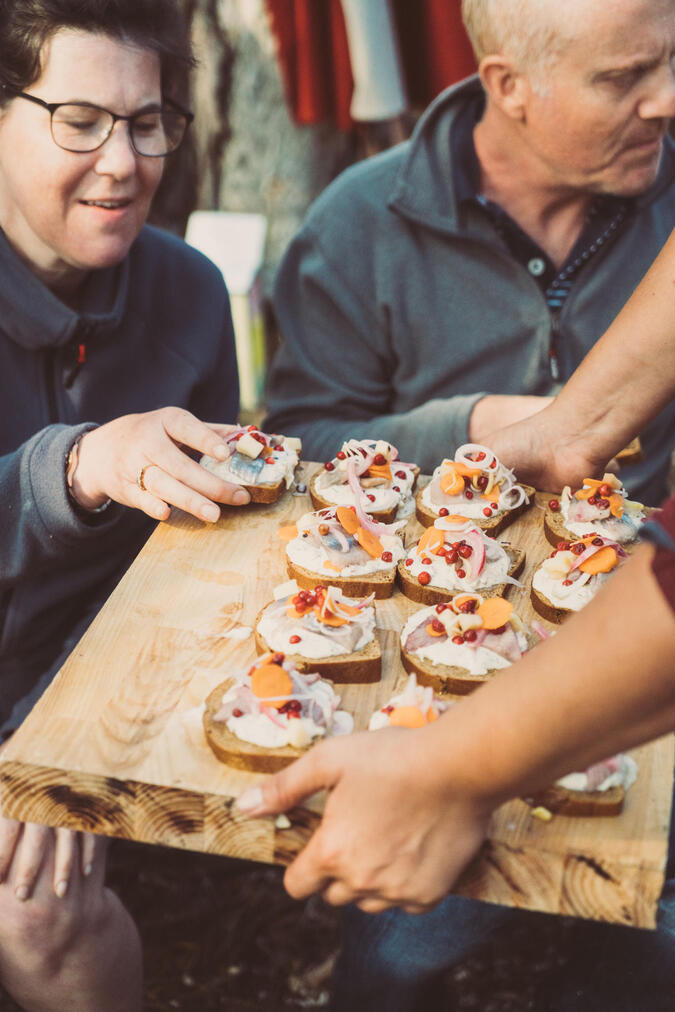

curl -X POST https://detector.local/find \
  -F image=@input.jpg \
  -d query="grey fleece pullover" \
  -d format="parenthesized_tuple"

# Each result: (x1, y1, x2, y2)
(0, 225, 238, 733)
(264, 76, 674, 505)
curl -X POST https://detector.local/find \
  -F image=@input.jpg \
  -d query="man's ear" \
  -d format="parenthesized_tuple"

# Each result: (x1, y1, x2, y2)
(479, 56, 530, 121)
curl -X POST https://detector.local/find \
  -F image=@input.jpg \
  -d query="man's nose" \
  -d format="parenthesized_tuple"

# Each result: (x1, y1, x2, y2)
(638, 60, 675, 120)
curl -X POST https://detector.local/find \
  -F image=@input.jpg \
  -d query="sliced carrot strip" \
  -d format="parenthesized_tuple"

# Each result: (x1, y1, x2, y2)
(251, 664, 293, 708)
(322, 560, 342, 572)
(477, 597, 513, 630)
(443, 514, 472, 524)
(355, 526, 384, 559)
(318, 611, 348, 627)
(440, 466, 464, 496)
(388, 705, 428, 729)
(425, 622, 445, 638)
(336, 506, 359, 534)
(286, 605, 309, 620)
(453, 593, 482, 611)
(608, 494, 624, 518)
(418, 528, 445, 556)
(579, 546, 618, 574)
(426, 708, 439, 723)
(365, 463, 392, 482)
(453, 462, 482, 478)
(277, 524, 298, 541)
(332, 600, 363, 618)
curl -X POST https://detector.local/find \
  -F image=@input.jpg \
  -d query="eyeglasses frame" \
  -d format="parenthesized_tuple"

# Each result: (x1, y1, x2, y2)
(0, 85, 194, 157)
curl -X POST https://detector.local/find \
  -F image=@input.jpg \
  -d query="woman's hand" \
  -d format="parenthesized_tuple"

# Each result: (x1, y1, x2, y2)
(70, 408, 250, 522)
(0, 816, 100, 900)
(236, 727, 492, 914)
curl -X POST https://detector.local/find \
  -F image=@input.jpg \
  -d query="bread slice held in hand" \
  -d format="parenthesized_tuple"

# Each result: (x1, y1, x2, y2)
(203, 655, 353, 772)
(416, 443, 533, 533)
(254, 582, 381, 683)
(200, 427, 301, 504)
(400, 594, 537, 695)
(398, 516, 525, 605)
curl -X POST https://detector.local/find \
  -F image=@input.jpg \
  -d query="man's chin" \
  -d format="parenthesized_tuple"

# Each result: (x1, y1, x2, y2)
(600, 146, 664, 198)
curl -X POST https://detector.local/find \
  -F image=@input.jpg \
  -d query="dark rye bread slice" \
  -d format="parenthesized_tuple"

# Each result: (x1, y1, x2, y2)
(287, 557, 396, 599)
(308, 469, 419, 524)
(415, 483, 535, 535)
(524, 783, 626, 817)
(243, 477, 289, 504)
(530, 573, 575, 625)
(397, 545, 525, 606)
(203, 679, 308, 772)
(542, 502, 651, 551)
(401, 630, 539, 696)
(253, 605, 381, 683)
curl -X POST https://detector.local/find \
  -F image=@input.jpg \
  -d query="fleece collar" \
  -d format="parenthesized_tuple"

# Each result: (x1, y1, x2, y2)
(0, 228, 129, 351)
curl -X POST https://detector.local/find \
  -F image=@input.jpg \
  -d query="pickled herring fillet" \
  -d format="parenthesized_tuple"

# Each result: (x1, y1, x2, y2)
(228, 451, 266, 484)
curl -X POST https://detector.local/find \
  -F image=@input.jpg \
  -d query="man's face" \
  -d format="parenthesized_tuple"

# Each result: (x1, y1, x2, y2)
(521, 0, 675, 196)
(0, 29, 164, 288)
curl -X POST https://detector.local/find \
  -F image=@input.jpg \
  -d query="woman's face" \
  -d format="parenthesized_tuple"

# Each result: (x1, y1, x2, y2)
(0, 29, 165, 291)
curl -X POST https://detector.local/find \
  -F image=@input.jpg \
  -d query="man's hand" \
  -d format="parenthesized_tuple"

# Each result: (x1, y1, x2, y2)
(71, 408, 250, 522)
(0, 816, 100, 900)
(236, 727, 492, 914)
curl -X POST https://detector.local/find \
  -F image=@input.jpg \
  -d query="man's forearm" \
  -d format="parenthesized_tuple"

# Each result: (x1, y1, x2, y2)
(543, 228, 675, 464)
(427, 545, 675, 809)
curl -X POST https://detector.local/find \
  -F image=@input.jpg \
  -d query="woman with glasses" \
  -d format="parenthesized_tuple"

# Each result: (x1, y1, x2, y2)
(0, 2, 244, 1008)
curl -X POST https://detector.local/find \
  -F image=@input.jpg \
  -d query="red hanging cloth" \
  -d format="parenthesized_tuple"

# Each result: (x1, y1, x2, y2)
(265, 0, 476, 129)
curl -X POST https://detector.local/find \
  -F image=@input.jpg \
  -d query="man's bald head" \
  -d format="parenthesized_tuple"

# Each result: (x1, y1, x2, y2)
(461, 0, 573, 74)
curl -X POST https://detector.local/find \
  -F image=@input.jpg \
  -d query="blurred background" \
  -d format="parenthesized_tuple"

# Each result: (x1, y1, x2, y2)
(152, 0, 476, 418)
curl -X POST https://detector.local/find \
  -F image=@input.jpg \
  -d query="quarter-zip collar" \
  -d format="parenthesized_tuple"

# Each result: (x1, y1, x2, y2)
(0, 228, 129, 351)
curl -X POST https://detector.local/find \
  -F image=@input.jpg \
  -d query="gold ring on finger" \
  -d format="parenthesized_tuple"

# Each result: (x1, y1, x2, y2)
(136, 464, 153, 492)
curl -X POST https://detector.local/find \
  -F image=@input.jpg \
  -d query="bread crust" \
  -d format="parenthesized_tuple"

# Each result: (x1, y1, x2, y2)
(401, 629, 539, 696)
(253, 606, 382, 683)
(286, 558, 396, 599)
(240, 478, 287, 504)
(203, 679, 307, 772)
(397, 546, 525, 605)
(416, 484, 535, 534)
(525, 784, 625, 816)
(530, 581, 572, 624)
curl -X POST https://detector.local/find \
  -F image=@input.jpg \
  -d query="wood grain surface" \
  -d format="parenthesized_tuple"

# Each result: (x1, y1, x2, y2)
(1, 466, 671, 927)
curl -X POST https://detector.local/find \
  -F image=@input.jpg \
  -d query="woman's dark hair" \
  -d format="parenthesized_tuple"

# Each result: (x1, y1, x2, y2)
(0, 0, 195, 107)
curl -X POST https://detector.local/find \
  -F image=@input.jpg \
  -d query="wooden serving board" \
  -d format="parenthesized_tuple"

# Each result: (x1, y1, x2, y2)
(1, 466, 671, 927)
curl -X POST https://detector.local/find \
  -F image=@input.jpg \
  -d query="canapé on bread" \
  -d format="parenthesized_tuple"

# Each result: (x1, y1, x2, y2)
(531, 534, 627, 623)
(310, 438, 418, 523)
(203, 656, 353, 772)
(285, 505, 405, 599)
(416, 443, 533, 533)
(400, 595, 536, 695)
(397, 517, 525, 605)
(543, 474, 646, 549)
(201, 427, 301, 504)
(254, 584, 381, 683)
(524, 755, 638, 816)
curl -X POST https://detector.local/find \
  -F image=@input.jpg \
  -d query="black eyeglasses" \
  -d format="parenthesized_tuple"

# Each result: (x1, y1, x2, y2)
(1, 86, 193, 157)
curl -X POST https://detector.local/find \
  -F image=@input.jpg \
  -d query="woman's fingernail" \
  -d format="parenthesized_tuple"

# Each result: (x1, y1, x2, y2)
(83, 863, 93, 877)
(233, 490, 250, 506)
(55, 880, 68, 899)
(214, 443, 229, 460)
(15, 885, 29, 902)
(236, 787, 264, 814)
(202, 503, 220, 523)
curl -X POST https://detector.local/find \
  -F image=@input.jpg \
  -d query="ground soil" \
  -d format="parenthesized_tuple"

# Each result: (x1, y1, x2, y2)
(0, 839, 577, 1011)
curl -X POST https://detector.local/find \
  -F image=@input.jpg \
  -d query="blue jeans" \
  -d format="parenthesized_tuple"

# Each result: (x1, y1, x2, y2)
(332, 781, 675, 1012)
